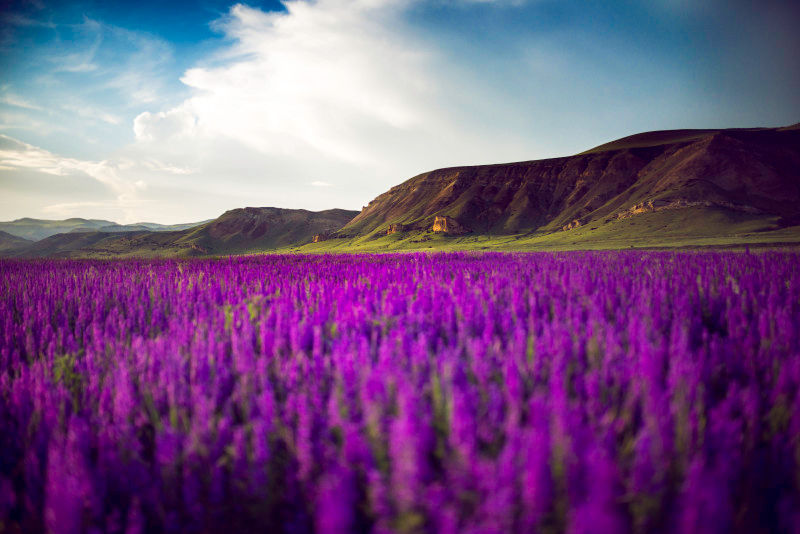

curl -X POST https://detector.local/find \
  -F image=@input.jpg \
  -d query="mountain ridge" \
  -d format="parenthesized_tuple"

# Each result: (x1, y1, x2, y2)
(0, 217, 210, 241)
(335, 125, 800, 242)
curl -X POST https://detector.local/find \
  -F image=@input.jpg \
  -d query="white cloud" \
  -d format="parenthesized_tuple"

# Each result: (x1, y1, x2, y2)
(0, 135, 147, 216)
(126, 0, 537, 215)
(311, 180, 332, 187)
(0, 110, 69, 136)
(0, 134, 233, 223)
(141, 158, 195, 175)
(41, 200, 112, 216)
(170, 2, 435, 164)
(61, 104, 121, 125)
(1, 12, 56, 29)
(0, 92, 44, 111)
(134, 107, 197, 141)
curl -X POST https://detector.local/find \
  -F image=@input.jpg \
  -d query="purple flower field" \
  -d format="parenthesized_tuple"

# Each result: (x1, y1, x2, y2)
(1, 251, 799, 534)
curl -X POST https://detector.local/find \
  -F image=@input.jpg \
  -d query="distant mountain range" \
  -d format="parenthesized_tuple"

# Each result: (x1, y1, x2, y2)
(0, 208, 358, 258)
(2, 124, 798, 257)
(0, 218, 212, 242)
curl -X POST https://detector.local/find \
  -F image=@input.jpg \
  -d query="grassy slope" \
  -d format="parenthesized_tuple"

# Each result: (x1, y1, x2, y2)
(289, 208, 800, 253)
(0, 231, 33, 252)
(23, 209, 799, 257)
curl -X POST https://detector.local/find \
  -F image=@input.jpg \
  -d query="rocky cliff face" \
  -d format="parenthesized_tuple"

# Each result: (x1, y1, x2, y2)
(340, 126, 800, 237)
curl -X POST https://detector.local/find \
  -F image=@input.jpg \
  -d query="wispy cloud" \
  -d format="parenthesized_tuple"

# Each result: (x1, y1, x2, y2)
(90, 22, 177, 106)
(0, 134, 217, 220)
(0, 114, 63, 136)
(0, 10, 184, 164)
(0, 134, 140, 201)
(61, 104, 122, 125)
(0, 92, 44, 111)
(26, 15, 176, 111)
(41, 200, 111, 215)
(141, 159, 195, 175)
(50, 18, 104, 73)
(0, 12, 56, 30)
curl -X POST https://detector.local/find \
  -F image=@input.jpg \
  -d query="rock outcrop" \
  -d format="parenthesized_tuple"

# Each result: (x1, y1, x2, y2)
(386, 223, 406, 235)
(431, 216, 470, 235)
(615, 199, 762, 220)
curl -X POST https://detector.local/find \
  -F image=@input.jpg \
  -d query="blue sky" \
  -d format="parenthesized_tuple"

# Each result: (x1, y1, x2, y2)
(1, 0, 798, 223)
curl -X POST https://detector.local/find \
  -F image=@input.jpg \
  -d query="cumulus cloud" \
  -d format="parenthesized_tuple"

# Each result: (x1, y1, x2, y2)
(173, 1, 435, 164)
(127, 0, 537, 217)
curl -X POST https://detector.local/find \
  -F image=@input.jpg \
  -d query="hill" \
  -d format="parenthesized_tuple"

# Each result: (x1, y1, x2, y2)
(6, 208, 358, 258)
(0, 218, 115, 241)
(301, 124, 800, 251)
(95, 221, 214, 233)
(176, 207, 358, 255)
(0, 231, 32, 253)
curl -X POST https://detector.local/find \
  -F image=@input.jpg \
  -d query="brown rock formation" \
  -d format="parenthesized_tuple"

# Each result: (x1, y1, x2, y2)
(432, 216, 470, 235)
(386, 223, 406, 235)
(615, 199, 762, 220)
